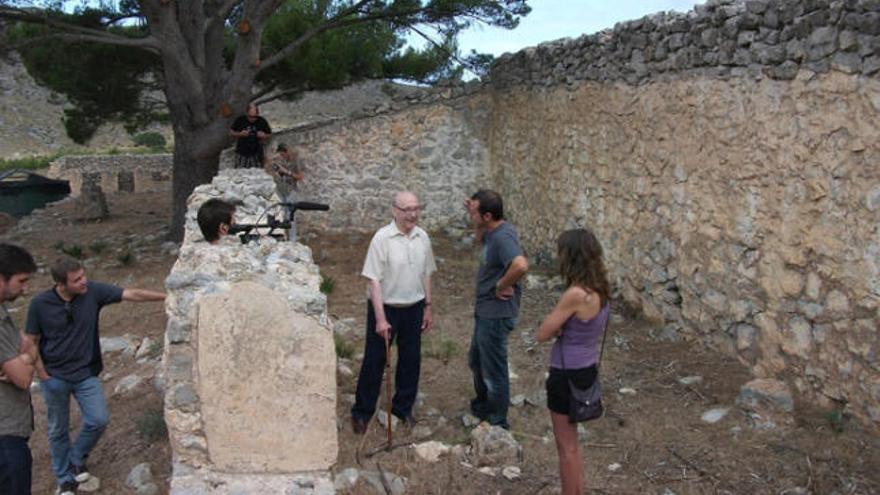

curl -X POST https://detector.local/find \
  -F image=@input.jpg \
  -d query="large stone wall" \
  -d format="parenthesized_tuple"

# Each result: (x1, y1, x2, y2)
(246, 92, 493, 232)
(481, 0, 880, 426)
(261, 0, 880, 428)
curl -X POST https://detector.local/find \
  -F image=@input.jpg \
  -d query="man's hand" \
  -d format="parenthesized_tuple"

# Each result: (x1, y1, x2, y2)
(375, 319, 392, 341)
(496, 285, 515, 300)
(421, 306, 433, 334)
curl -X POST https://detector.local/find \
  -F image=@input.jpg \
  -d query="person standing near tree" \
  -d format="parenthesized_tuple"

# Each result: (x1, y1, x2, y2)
(25, 258, 165, 495)
(0, 244, 38, 495)
(464, 189, 528, 430)
(266, 143, 306, 241)
(351, 191, 435, 434)
(229, 102, 272, 168)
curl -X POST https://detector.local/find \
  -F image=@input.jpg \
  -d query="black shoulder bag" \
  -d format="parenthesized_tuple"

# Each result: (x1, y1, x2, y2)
(560, 311, 608, 423)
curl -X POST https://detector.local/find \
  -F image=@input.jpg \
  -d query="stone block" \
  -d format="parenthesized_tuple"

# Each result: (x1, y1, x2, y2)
(737, 378, 795, 413)
(196, 281, 337, 472)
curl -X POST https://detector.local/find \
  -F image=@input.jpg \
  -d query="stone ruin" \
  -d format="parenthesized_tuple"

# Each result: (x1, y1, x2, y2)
(162, 168, 336, 494)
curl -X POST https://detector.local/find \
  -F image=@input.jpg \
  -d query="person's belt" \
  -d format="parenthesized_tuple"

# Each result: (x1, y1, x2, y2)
(384, 300, 424, 309)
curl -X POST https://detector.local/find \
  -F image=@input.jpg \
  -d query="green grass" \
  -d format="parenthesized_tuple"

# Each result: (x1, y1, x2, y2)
(423, 338, 459, 364)
(88, 240, 108, 255)
(117, 250, 136, 266)
(136, 408, 167, 443)
(334, 334, 354, 359)
(60, 243, 84, 259)
(0, 147, 171, 172)
(319, 276, 336, 295)
(0, 154, 59, 171)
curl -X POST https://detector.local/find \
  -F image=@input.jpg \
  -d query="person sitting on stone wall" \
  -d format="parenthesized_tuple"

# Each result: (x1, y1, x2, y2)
(197, 199, 236, 244)
(228, 103, 272, 168)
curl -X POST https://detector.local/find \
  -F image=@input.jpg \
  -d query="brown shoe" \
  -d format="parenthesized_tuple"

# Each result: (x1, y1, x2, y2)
(351, 417, 368, 435)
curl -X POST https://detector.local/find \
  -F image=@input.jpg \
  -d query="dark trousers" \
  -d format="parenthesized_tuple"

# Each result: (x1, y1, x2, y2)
(0, 435, 32, 495)
(352, 300, 424, 421)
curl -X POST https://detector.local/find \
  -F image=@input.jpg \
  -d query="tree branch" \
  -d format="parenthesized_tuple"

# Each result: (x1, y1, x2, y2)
(0, 6, 159, 53)
(259, 4, 424, 73)
(206, 0, 242, 31)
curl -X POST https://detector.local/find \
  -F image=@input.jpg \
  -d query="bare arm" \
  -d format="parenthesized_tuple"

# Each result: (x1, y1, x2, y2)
(535, 288, 583, 343)
(24, 333, 48, 381)
(421, 274, 433, 334)
(367, 278, 391, 341)
(122, 289, 166, 302)
(1, 349, 35, 390)
(495, 255, 529, 299)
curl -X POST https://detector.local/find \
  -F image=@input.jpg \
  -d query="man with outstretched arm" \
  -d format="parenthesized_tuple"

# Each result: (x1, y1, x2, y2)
(25, 257, 165, 495)
(464, 189, 528, 429)
(351, 191, 436, 434)
(0, 244, 38, 495)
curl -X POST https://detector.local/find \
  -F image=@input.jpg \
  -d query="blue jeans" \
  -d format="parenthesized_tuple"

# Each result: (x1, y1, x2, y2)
(0, 435, 32, 495)
(469, 317, 516, 429)
(40, 376, 109, 485)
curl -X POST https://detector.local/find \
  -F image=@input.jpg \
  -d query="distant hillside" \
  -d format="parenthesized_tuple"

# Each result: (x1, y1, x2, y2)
(0, 52, 420, 158)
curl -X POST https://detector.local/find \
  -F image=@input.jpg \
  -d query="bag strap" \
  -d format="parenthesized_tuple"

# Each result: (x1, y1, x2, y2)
(560, 304, 609, 371)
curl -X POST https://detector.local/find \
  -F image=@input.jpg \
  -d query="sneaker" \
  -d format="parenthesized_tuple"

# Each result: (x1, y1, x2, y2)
(72, 463, 90, 483)
(56, 481, 77, 495)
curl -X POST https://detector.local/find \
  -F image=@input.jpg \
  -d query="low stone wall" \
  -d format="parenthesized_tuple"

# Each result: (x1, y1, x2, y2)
(222, 92, 494, 232)
(48, 154, 172, 196)
(163, 169, 336, 493)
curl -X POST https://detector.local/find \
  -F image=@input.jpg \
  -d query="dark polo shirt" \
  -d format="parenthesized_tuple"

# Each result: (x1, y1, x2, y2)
(25, 281, 123, 382)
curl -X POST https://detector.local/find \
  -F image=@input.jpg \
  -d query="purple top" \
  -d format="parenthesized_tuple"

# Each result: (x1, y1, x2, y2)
(550, 304, 609, 370)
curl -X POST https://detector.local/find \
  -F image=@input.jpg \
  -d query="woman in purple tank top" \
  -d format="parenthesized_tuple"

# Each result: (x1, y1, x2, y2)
(535, 228, 610, 495)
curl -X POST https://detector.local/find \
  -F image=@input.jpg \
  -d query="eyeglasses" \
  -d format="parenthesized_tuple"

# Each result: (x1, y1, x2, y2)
(64, 302, 73, 325)
(393, 205, 424, 214)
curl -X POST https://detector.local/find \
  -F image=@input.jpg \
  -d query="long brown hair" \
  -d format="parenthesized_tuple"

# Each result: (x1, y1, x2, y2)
(557, 228, 610, 306)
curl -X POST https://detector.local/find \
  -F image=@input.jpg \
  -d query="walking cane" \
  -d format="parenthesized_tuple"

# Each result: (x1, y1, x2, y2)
(384, 334, 393, 451)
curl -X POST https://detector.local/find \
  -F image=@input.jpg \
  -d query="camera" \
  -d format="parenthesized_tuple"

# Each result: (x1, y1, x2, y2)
(229, 201, 329, 244)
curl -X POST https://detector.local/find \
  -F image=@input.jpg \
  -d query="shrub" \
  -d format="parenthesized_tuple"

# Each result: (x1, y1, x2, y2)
(133, 131, 166, 150)
(320, 276, 335, 295)
(136, 408, 167, 443)
(117, 250, 136, 266)
(88, 240, 108, 255)
(334, 334, 354, 359)
(60, 243, 84, 259)
(424, 338, 459, 364)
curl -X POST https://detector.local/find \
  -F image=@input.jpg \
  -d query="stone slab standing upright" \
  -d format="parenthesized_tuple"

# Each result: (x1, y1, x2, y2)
(162, 169, 337, 494)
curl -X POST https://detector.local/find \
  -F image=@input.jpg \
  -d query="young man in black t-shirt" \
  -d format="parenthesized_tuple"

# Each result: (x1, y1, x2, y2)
(25, 258, 165, 495)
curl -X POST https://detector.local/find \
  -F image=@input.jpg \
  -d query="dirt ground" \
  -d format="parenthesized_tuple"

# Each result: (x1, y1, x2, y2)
(3, 190, 879, 495)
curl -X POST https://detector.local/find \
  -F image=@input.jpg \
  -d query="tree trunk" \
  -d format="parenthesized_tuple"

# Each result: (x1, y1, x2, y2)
(168, 124, 229, 241)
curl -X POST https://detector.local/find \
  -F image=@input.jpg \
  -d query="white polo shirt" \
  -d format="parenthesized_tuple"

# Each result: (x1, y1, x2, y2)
(361, 221, 436, 306)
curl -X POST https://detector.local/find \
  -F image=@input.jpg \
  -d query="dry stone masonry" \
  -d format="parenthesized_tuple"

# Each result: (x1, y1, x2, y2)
(264, 0, 880, 429)
(162, 169, 336, 494)
(48, 154, 172, 196)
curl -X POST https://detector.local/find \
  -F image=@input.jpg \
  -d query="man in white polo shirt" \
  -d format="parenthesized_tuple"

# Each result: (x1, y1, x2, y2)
(351, 191, 436, 434)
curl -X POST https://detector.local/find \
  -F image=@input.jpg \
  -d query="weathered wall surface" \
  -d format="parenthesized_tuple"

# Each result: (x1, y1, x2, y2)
(490, 73, 880, 423)
(483, 0, 880, 426)
(48, 154, 172, 196)
(240, 90, 493, 232)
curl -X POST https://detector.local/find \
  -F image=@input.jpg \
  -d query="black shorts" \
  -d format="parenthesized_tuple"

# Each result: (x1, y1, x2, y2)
(546, 365, 598, 415)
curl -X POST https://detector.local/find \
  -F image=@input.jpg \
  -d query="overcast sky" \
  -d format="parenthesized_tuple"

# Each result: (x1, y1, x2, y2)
(456, 0, 704, 58)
